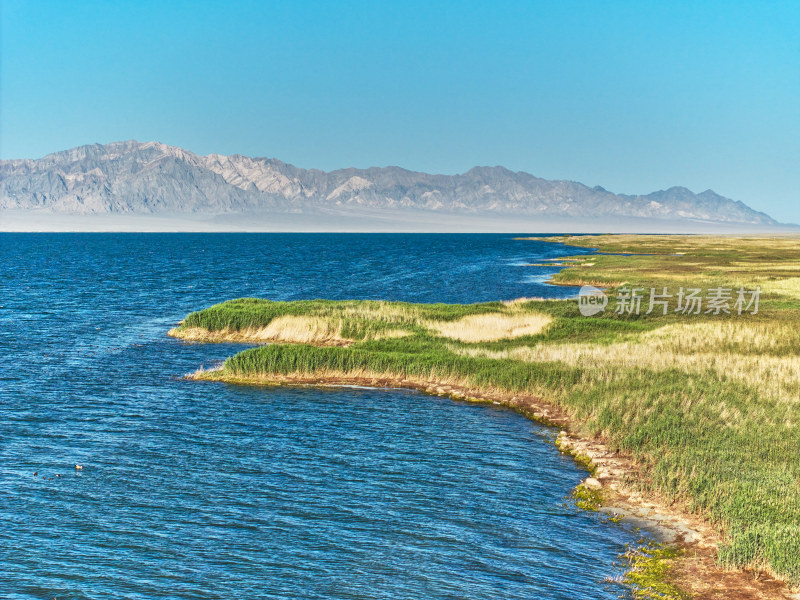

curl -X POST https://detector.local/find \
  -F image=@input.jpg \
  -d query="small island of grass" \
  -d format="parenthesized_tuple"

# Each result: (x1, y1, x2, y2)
(169, 234, 800, 599)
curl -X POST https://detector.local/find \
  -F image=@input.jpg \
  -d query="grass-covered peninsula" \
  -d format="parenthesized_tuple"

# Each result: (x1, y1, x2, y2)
(170, 234, 800, 598)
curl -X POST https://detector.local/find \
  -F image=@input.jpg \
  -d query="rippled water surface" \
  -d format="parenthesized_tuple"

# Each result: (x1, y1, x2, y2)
(1, 233, 641, 599)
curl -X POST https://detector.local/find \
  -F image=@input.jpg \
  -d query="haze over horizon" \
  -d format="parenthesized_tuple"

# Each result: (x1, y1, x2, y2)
(1, 1, 798, 223)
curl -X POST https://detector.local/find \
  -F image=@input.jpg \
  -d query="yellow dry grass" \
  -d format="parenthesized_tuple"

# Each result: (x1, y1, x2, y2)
(428, 312, 553, 342)
(338, 302, 419, 323)
(252, 315, 348, 344)
(171, 315, 410, 345)
(759, 277, 800, 300)
(641, 321, 800, 354)
(170, 317, 345, 344)
(455, 321, 800, 420)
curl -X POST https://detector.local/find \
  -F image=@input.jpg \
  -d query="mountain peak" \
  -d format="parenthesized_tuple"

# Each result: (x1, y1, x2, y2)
(0, 141, 779, 227)
(464, 165, 515, 177)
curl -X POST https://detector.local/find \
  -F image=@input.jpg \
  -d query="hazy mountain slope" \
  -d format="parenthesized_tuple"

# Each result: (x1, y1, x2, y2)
(0, 140, 778, 225)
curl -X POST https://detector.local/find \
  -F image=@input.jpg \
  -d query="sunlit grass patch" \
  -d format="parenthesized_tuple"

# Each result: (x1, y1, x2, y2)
(428, 312, 553, 342)
(760, 277, 800, 300)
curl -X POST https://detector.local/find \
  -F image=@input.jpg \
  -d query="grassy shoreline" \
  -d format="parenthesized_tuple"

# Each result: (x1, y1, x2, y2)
(171, 234, 800, 598)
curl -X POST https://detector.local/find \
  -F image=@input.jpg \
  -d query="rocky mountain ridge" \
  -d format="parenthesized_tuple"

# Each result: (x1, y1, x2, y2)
(0, 140, 778, 225)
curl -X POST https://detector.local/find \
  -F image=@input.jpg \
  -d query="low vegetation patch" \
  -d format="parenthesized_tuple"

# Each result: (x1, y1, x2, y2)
(572, 483, 603, 511)
(623, 543, 690, 600)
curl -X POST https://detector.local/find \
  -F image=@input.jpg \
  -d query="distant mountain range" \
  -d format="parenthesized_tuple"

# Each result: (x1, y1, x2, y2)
(0, 140, 781, 227)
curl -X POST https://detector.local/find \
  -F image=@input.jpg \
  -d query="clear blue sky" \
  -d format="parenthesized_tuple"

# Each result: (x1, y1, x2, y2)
(2, 0, 798, 222)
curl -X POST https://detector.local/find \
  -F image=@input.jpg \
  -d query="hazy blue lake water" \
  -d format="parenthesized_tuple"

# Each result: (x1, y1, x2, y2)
(0, 233, 642, 599)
